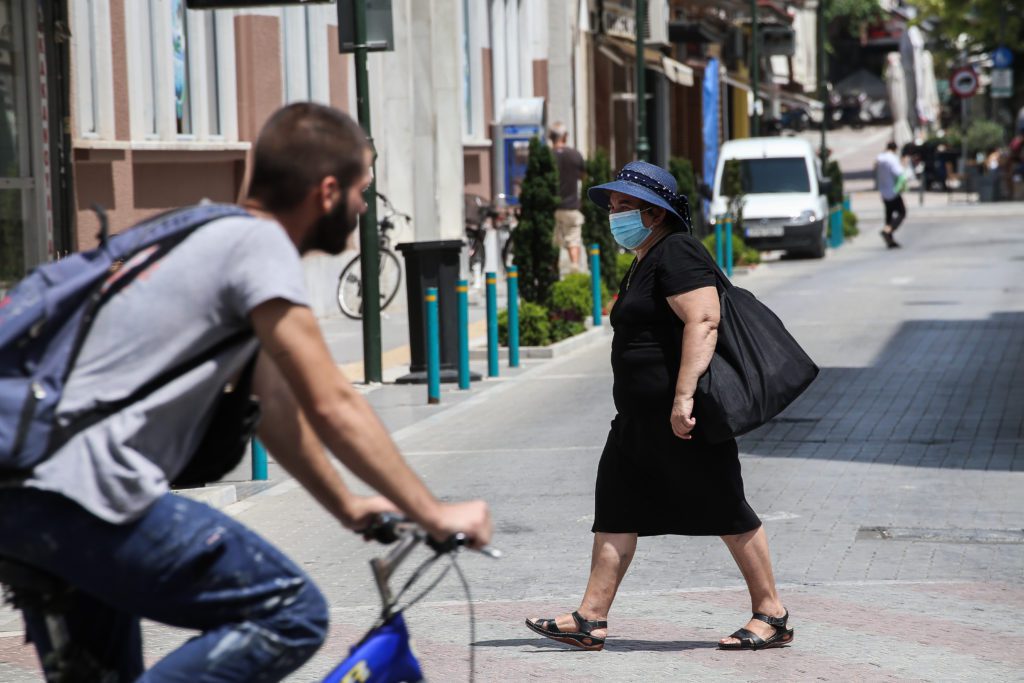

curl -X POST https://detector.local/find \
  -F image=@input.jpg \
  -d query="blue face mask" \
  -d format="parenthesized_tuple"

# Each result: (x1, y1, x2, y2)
(609, 208, 652, 250)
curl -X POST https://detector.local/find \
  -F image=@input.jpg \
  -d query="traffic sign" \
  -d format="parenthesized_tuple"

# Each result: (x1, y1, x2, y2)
(993, 46, 1014, 69)
(992, 68, 1013, 98)
(950, 66, 979, 98)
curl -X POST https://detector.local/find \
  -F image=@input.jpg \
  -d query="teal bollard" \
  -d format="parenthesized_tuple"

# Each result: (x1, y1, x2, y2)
(715, 222, 724, 267)
(725, 221, 734, 277)
(507, 266, 520, 368)
(252, 438, 268, 481)
(589, 243, 602, 326)
(425, 287, 440, 404)
(485, 272, 499, 377)
(456, 279, 470, 390)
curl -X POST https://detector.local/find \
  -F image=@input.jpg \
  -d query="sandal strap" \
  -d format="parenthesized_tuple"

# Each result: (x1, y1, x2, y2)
(752, 610, 788, 630)
(730, 627, 765, 647)
(571, 611, 607, 633)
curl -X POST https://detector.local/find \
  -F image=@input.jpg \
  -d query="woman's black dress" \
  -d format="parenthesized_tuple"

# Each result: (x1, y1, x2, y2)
(592, 232, 761, 537)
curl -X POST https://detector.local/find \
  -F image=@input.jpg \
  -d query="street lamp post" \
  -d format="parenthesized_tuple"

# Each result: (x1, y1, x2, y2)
(636, 0, 650, 161)
(352, 0, 382, 383)
(750, 0, 760, 136)
(818, 0, 827, 166)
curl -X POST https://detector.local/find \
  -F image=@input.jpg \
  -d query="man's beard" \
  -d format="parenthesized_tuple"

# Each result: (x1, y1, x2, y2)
(302, 196, 360, 255)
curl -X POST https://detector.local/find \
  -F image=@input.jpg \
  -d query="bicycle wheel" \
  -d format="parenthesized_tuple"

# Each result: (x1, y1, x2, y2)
(379, 249, 402, 311)
(336, 258, 364, 320)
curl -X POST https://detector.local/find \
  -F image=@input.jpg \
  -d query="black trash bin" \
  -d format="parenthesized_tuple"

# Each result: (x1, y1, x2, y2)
(395, 240, 481, 385)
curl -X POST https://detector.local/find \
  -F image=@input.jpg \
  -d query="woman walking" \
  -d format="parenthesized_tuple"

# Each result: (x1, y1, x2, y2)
(525, 161, 793, 651)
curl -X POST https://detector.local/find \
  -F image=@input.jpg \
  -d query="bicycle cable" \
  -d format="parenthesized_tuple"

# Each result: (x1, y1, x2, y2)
(388, 552, 478, 683)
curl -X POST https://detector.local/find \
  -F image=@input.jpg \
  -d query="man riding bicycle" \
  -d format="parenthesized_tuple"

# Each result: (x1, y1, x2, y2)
(0, 103, 491, 681)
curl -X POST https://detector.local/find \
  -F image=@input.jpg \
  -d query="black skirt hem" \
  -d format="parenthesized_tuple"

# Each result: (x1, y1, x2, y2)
(591, 518, 762, 538)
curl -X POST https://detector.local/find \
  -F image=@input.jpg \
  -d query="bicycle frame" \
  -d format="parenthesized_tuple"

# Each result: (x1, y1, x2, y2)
(322, 612, 423, 683)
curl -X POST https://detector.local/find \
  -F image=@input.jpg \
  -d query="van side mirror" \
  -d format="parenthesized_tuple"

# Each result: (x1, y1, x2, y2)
(819, 178, 833, 196)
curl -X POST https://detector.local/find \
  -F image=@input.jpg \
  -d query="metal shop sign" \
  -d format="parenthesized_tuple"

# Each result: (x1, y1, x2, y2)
(602, 0, 637, 41)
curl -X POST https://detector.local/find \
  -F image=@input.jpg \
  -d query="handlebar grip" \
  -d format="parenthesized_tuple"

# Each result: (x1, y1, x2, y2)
(361, 512, 406, 544)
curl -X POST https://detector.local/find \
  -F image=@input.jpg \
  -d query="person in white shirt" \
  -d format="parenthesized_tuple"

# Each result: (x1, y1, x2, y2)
(875, 141, 906, 249)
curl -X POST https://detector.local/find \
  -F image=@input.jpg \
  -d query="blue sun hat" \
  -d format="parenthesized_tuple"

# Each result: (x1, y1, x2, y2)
(587, 160, 692, 231)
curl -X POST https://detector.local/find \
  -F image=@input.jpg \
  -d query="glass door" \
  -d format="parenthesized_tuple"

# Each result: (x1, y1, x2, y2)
(0, 0, 36, 292)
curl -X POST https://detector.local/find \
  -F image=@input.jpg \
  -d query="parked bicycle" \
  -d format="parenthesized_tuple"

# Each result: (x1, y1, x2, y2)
(336, 193, 410, 320)
(464, 193, 515, 287)
(0, 513, 499, 683)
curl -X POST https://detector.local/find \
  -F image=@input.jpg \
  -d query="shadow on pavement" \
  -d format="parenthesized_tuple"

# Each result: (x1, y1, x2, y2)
(740, 311, 1023, 470)
(474, 638, 716, 652)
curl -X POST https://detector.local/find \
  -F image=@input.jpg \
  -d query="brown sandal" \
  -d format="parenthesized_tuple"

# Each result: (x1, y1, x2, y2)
(525, 611, 607, 651)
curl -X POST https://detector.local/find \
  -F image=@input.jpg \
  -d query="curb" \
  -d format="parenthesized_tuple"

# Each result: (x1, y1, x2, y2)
(173, 483, 238, 509)
(469, 319, 611, 360)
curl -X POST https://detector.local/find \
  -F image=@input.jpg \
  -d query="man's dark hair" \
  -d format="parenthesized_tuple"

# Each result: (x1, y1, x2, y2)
(248, 103, 369, 212)
(886, 141, 898, 151)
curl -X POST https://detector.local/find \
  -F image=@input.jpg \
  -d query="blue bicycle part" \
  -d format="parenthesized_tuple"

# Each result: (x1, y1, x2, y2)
(322, 612, 423, 683)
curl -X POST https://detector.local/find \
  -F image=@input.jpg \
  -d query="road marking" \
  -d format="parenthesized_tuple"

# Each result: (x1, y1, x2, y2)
(890, 276, 914, 286)
(760, 511, 801, 522)
(404, 446, 604, 456)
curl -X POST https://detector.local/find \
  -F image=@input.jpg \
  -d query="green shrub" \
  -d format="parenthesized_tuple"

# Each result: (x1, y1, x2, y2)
(550, 273, 610, 322)
(512, 137, 559, 304)
(498, 301, 551, 347)
(842, 209, 859, 238)
(965, 119, 1005, 155)
(581, 148, 619, 294)
(701, 232, 761, 266)
(616, 252, 635, 286)
(550, 317, 586, 342)
(668, 156, 704, 236)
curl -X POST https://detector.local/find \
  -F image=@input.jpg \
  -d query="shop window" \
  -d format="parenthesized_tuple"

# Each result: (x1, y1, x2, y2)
(282, 5, 330, 105)
(127, 0, 234, 142)
(72, 0, 114, 139)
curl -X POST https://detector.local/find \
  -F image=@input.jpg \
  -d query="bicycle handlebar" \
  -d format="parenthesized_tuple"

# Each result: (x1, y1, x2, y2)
(362, 513, 501, 559)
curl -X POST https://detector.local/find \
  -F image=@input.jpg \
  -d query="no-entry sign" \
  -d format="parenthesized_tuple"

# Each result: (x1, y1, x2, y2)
(950, 66, 979, 98)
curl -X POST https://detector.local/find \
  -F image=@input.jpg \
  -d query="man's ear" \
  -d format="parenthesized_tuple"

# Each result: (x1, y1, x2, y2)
(318, 176, 341, 213)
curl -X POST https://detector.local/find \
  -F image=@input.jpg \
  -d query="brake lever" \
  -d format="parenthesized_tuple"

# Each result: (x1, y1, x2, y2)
(426, 532, 503, 559)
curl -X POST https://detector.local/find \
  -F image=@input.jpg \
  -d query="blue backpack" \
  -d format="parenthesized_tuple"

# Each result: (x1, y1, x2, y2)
(0, 203, 250, 474)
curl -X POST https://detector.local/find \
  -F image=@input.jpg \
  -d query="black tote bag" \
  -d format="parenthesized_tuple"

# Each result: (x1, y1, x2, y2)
(685, 236, 819, 444)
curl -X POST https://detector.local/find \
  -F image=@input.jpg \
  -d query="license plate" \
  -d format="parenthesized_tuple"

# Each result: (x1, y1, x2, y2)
(746, 226, 784, 238)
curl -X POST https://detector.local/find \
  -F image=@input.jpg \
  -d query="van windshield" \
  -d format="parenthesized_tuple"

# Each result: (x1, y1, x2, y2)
(727, 157, 811, 194)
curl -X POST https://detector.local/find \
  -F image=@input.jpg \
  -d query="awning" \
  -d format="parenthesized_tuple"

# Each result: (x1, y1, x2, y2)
(720, 70, 823, 112)
(600, 37, 695, 87)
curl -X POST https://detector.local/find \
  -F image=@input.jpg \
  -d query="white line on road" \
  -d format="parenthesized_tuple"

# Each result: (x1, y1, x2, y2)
(403, 445, 604, 456)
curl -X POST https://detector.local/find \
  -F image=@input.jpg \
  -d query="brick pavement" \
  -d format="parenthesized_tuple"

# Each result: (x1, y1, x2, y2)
(1, 209, 1022, 681)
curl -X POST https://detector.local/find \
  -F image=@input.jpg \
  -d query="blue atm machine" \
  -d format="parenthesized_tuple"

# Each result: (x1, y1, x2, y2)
(492, 97, 546, 206)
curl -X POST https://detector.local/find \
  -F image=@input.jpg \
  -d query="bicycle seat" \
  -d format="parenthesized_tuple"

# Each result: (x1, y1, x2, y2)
(0, 556, 69, 602)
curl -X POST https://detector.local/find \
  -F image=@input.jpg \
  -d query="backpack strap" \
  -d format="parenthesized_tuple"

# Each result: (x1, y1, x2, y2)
(47, 330, 254, 455)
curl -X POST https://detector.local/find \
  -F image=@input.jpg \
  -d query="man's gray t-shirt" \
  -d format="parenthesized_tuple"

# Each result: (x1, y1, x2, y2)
(26, 215, 309, 524)
(555, 147, 585, 210)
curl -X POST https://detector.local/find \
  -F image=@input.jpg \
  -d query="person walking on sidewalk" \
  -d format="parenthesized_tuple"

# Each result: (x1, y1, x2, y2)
(0, 103, 491, 682)
(876, 141, 907, 248)
(550, 122, 587, 273)
(525, 161, 793, 652)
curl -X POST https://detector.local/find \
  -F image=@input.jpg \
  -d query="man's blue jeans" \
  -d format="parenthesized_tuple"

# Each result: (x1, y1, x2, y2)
(0, 488, 329, 682)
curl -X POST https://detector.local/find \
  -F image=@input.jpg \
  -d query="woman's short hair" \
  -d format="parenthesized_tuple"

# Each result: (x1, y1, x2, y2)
(248, 103, 370, 212)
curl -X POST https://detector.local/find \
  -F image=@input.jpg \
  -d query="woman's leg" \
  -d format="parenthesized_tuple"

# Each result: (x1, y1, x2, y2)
(718, 525, 788, 645)
(528, 532, 637, 639)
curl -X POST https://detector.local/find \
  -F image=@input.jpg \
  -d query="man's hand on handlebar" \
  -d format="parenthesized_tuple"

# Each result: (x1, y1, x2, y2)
(428, 500, 492, 550)
(342, 495, 402, 533)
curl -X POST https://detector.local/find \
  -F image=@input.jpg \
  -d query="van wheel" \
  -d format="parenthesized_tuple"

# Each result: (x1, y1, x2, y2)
(807, 235, 827, 259)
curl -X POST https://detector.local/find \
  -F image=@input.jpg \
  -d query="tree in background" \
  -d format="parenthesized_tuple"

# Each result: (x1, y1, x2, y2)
(581, 148, 618, 293)
(825, 0, 884, 49)
(668, 157, 705, 237)
(721, 158, 745, 227)
(512, 137, 560, 304)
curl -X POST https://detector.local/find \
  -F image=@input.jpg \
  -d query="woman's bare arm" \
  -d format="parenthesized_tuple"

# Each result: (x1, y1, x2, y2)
(666, 286, 720, 439)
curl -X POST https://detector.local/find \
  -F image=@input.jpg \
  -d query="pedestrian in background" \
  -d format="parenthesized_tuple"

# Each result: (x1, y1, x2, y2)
(525, 161, 793, 653)
(549, 122, 586, 274)
(876, 141, 907, 249)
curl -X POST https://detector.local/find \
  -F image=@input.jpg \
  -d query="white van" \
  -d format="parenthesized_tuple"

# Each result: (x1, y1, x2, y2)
(710, 137, 831, 259)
